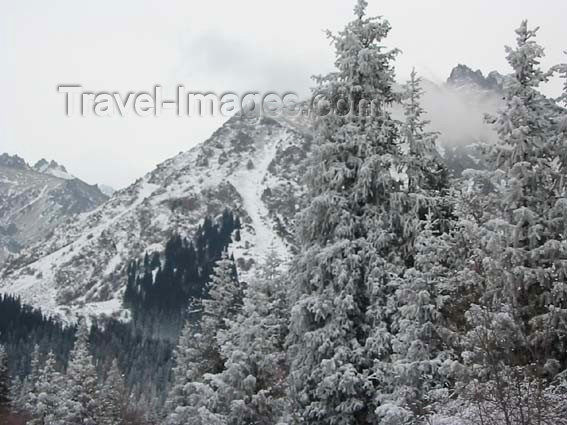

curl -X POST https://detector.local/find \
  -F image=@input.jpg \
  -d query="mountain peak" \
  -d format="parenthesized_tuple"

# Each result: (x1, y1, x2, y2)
(33, 158, 75, 180)
(447, 64, 504, 92)
(0, 153, 30, 170)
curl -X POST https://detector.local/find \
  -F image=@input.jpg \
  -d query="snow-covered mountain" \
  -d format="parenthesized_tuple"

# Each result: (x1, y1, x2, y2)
(0, 115, 312, 320)
(420, 65, 503, 148)
(0, 154, 108, 266)
(447, 64, 505, 93)
(32, 159, 75, 180)
(0, 64, 504, 321)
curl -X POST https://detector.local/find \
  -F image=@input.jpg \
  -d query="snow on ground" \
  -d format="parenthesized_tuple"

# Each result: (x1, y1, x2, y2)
(0, 178, 160, 322)
(229, 136, 286, 256)
(9, 184, 49, 219)
(43, 168, 75, 180)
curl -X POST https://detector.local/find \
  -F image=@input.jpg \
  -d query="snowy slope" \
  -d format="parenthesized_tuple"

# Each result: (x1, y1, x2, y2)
(0, 114, 311, 321)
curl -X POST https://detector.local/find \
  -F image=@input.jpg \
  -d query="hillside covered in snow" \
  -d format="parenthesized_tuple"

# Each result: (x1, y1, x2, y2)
(0, 115, 312, 320)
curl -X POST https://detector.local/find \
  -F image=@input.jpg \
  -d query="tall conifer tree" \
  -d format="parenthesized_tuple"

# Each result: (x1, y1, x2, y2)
(56, 323, 99, 425)
(287, 1, 406, 423)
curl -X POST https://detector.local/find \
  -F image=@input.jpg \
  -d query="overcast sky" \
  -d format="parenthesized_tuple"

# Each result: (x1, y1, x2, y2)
(1, 0, 566, 188)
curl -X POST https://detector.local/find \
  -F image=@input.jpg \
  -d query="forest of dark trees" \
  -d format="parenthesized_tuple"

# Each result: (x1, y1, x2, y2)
(123, 209, 240, 336)
(0, 294, 75, 378)
(0, 294, 173, 405)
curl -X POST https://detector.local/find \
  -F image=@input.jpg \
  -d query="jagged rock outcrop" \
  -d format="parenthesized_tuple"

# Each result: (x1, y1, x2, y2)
(447, 64, 505, 92)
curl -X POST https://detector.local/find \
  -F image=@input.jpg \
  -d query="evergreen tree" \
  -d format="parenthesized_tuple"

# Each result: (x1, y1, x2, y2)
(202, 251, 242, 338)
(163, 323, 195, 424)
(56, 322, 99, 425)
(199, 247, 290, 425)
(20, 344, 41, 413)
(440, 21, 567, 425)
(399, 68, 445, 194)
(376, 71, 452, 423)
(98, 359, 127, 425)
(29, 351, 62, 425)
(287, 1, 411, 423)
(165, 253, 242, 425)
(479, 19, 566, 373)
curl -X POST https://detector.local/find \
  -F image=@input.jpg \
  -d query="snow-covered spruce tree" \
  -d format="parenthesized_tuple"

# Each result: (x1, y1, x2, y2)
(202, 252, 243, 344)
(388, 68, 449, 273)
(20, 344, 42, 414)
(375, 71, 454, 424)
(164, 253, 243, 425)
(398, 69, 447, 195)
(223, 246, 289, 412)
(97, 359, 127, 425)
(195, 247, 290, 425)
(56, 322, 99, 425)
(446, 21, 567, 425)
(481, 18, 566, 375)
(28, 351, 62, 425)
(163, 323, 195, 423)
(286, 1, 420, 423)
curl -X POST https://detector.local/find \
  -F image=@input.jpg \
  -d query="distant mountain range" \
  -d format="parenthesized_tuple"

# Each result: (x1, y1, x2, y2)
(0, 154, 108, 266)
